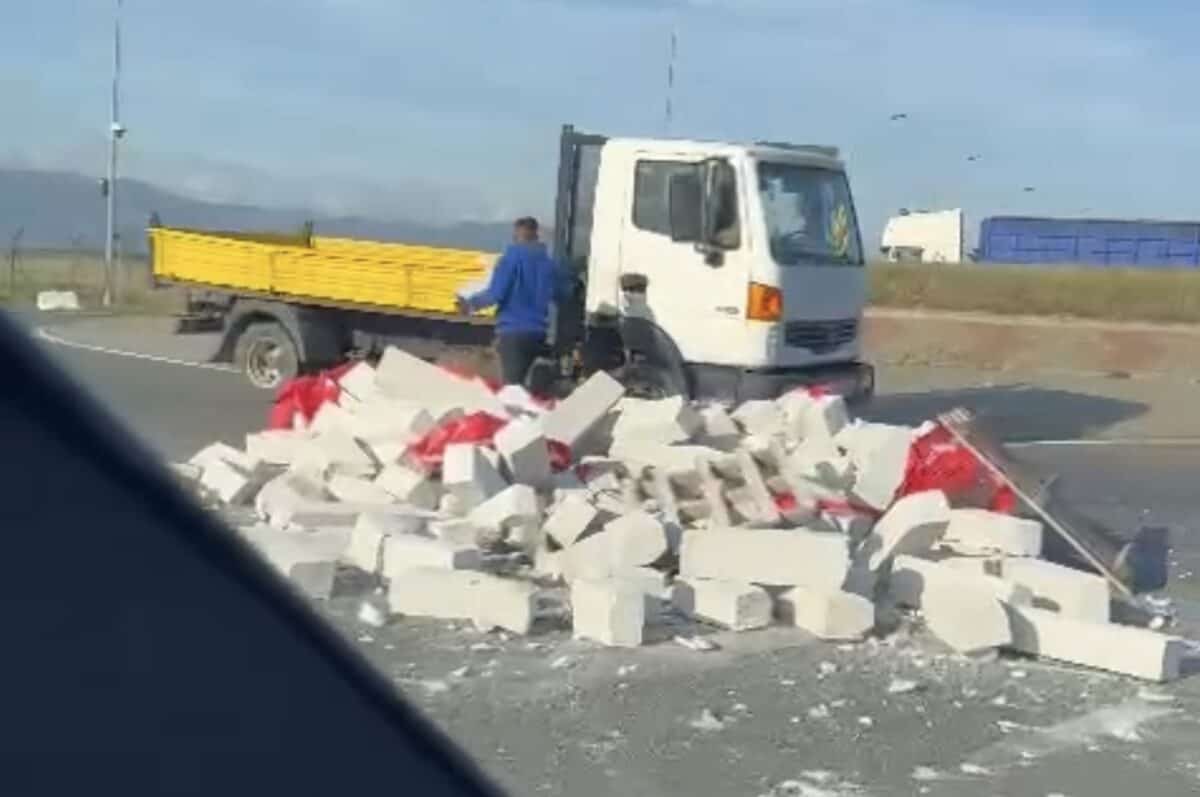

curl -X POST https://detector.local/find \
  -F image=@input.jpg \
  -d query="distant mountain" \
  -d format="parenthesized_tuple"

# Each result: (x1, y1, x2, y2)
(0, 169, 515, 255)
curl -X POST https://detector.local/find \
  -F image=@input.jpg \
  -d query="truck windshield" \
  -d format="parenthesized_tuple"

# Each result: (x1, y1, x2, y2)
(757, 162, 863, 266)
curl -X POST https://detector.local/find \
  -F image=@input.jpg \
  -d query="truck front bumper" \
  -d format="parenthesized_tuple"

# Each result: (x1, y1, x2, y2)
(686, 360, 875, 406)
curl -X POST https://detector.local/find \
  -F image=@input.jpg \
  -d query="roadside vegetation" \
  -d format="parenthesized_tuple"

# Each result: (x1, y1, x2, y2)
(0, 250, 183, 314)
(869, 262, 1200, 324)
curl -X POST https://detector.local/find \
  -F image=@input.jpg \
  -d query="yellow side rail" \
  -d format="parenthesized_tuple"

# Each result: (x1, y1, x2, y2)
(149, 227, 498, 316)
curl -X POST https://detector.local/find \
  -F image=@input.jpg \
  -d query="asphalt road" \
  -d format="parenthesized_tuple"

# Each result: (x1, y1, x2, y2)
(22, 312, 1200, 796)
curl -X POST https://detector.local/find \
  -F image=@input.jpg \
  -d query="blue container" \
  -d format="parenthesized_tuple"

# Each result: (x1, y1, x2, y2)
(978, 216, 1200, 268)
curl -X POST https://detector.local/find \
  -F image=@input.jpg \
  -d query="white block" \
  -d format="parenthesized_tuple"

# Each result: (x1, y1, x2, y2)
(468, 484, 540, 533)
(731, 399, 785, 438)
(442, 443, 508, 510)
(841, 423, 914, 511)
(572, 578, 645, 646)
(170, 462, 202, 482)
(36, 290, 80, 311)
(697, 405, 741, 450)
(387, 567, 535, 634)
(923, 586, 1011, 654)
(296, 430, 377, 477)
(680, 527, 850, 591)
(611, 396, 703, 445)
(888, 555, 1032, 608)
(861, 490, 950, 571)
(190, 441, 262, 475)
(200, 458, 261, 504)
(309, 402, 359, 437)
(350, 400, 435, 444)
(245, 430, 311, 466)
(494, 418, 552, 486)
(429, 517, 481, 547)
(542, 493, 598, 547)
(337, 361, 378, 402)
(344, 513, 393, 575)
(1001, 558, 1111, 622)
(942, 509, 1043, 557)
(375, 464, 441, 509)
(779, 391, 850, 442)
(374, 346, 507, 417)
(773, 585, 874, 640)
(783, 435, 853, 490)
(733, 450, 781, 525)
(326, 474, 396, 505)
(381, 533, 482, 576)
(608, 441, 726, 477)
(671, 577, 772, 631)
(1004, 605, 1184, 682)
(240, 524, 349, 599)
(563, 511, 668, 581)
(542, 370, 625, 454)
(533, 545, 566, 580)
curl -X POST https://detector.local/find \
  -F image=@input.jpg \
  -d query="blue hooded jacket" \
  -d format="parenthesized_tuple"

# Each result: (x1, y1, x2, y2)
(463, 242, 572, 336)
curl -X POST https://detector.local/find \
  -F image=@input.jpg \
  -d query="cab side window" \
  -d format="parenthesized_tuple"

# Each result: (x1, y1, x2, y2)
(632, 160, 699, 236)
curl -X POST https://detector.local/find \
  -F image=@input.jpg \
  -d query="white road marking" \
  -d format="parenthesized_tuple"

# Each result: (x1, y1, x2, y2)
(36, 326, 238, 374)
(1009, 438, 1200, 448)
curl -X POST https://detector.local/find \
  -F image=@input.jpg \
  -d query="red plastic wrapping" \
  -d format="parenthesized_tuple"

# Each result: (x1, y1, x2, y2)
(897, 424, 1016, 513)
(266, 362, 355, 430)
(406, 412, 509, 472)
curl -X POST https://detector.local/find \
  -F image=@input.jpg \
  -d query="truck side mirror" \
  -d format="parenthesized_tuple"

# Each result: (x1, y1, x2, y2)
(668, 172, 703, 243)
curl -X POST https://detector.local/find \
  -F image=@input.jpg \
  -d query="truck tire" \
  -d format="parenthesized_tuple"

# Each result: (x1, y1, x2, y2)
(235, 321, 299, 390)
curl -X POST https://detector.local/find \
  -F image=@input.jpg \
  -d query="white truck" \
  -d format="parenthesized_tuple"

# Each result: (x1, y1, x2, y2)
(879, 208, 965, 263)
(156, 125, 875, 403)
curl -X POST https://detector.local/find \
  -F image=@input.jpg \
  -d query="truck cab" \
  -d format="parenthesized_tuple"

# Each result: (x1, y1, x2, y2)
(555, 126, 874, 404)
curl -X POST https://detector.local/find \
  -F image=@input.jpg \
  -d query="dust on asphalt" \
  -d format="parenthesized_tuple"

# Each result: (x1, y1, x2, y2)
(23, 312, 1200, 796)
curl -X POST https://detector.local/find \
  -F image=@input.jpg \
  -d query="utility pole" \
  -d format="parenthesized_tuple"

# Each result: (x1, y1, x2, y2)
(103, 0, 126, 307)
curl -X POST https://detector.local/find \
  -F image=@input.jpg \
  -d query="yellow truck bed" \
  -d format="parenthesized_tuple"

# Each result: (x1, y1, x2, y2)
(149, 227, 498, 316)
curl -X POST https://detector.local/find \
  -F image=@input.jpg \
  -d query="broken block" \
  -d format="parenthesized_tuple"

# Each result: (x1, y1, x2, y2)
(240, 524, 349, 599)
(1004, 605, 1184, 682)
(200, 458, 262, 504)
(374, 346, 506, 417)
(772, 585, 874, 640)
(923, 585, 1011, 655)
(610, 396, 703, 446)
(733, 450, 782, 526)
(344, 512, 396, 575)
(888, 555, 1033, 609)
(731, 399, 785, 438)
(860, 490, 950, 571)
(841, 423, 913, 511)
(1001, 558, 1111, 622)
(375, 464, 441, 509)
(245, 430, 311, 466)
(942, 509, 1043, 557)
(533, 544, 566, 581)
(779, 391, 849, 442)
(572, 578, 645, 646)
(190, 441, 262, 476)
(542, 370, 624, 454)
(783, 435, 853, 490)
(467, 484, 540, 534)
(336, 360, 379, 402)
(542, 493, 598, 548)
(386, 567, 536, 634)
(680, 527, 851, 591)
(563, 511, 668, 581)
(494, 418, 552, 487)
(697, 405, 741, 450)
(671, 577, 771, 631)
(442, 443, 507, 510)
(295, 430, 377, 478)
(326, 474, 396, 505)
(381, 533, 482, 577)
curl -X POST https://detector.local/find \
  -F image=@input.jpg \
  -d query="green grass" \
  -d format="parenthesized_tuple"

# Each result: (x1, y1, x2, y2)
(868, 262, 1200, 324)
(0, 250, 183, 314)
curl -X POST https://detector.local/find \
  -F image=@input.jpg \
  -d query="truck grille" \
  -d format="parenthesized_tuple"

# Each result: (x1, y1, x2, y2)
(783, 318, 858, 353)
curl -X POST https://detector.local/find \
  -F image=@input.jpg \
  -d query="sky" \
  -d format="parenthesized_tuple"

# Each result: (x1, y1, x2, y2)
(6, 0, 1200, 245)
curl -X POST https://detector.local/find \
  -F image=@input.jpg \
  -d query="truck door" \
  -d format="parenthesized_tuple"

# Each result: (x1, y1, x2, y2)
(618, 153, 752, 367)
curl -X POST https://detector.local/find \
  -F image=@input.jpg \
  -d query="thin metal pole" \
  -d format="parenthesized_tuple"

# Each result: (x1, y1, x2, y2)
(664, 28, 676, 135)
(103, 0, 122, 307)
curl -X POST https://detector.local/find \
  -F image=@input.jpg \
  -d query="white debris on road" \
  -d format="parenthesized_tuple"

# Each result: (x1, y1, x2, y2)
(176, 347, 1191, 691)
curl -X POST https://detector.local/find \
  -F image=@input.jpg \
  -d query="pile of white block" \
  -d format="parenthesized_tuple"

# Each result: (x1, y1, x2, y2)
(180, 346, 1187, 682)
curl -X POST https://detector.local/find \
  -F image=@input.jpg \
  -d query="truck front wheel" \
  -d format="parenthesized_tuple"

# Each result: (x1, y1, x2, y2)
(235, 321, 299, 390)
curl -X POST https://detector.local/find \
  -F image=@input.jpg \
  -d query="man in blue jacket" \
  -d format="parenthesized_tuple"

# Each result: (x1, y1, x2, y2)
(457, 217, 573, 387)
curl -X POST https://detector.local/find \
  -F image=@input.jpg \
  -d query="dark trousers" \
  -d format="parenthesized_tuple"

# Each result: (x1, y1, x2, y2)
(496, 332, 546, 387)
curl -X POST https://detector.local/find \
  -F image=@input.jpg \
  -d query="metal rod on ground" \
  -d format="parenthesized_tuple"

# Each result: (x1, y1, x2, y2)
(937, 408, 1135, 600)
